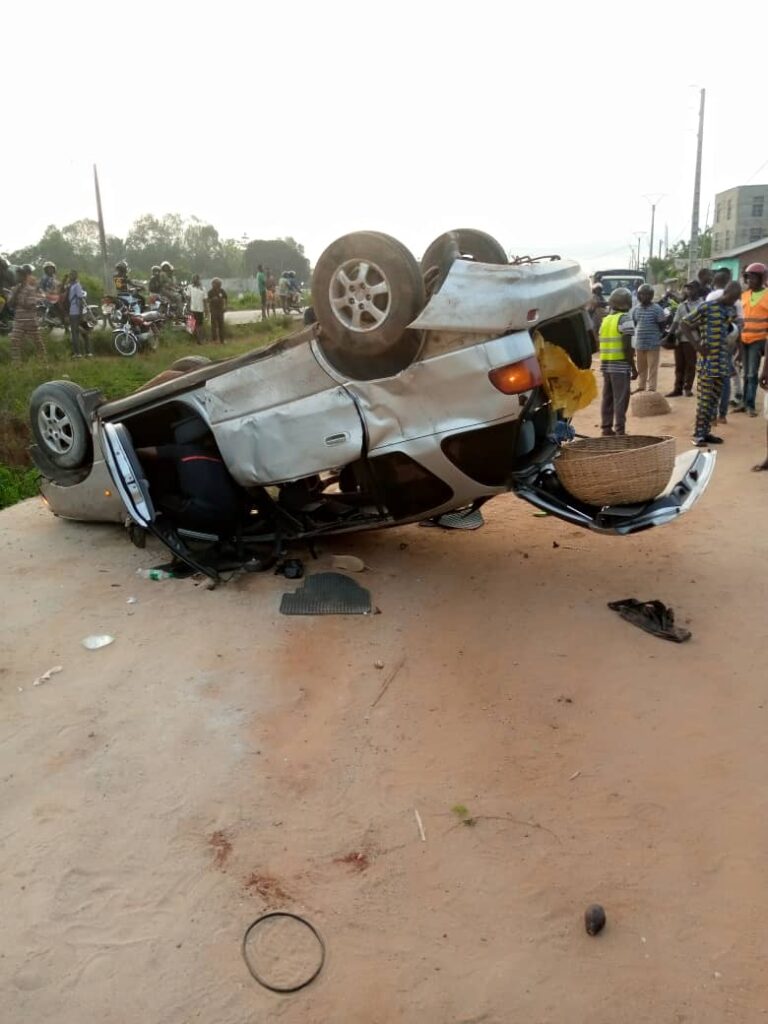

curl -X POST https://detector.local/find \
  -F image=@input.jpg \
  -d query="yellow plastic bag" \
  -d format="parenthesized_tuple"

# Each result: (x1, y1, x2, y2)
(533, 331, 597, 418)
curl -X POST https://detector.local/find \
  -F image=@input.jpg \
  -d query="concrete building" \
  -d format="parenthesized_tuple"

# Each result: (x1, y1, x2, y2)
(712, 185, 768, 254)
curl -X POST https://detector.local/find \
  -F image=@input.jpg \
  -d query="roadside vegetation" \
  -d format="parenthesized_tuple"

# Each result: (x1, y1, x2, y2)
(0, 317, 297, 509)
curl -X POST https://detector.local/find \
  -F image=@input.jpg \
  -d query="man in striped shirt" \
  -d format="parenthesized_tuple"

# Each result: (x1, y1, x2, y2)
(680, 281, 741, 446)
(631, 285, 669, 393)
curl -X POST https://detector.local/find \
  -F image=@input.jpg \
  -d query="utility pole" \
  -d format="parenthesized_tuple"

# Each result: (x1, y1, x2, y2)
(644, 194, 665, 267)
(688, 88, 706, 280)
(93, 165, 110, 294)
(633, 232, 646, 275)
(664, 223, 669, 257)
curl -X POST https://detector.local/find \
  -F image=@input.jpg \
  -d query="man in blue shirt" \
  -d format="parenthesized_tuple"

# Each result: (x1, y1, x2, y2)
(680, 281, 741, 446)
(66, 270, 91, 358)
(631, 285, 669, 392)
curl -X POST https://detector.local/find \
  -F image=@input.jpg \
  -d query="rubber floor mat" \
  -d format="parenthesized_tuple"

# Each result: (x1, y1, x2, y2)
(280, 572, 372, 616)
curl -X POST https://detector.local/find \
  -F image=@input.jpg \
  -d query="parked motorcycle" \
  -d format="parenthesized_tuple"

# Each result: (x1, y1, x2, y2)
(103, 287, 146, 327)
(147, 287, 188, 325)
(37, 293, 98, 334)
(112, 309, 166, 357)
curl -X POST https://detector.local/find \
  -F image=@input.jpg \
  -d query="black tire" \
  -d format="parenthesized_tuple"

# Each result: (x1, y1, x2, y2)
(114, 329, 138, 357)
(312, 231, 426, 380)
(29, 380, 91, 470)
(421, 229, 508, 295)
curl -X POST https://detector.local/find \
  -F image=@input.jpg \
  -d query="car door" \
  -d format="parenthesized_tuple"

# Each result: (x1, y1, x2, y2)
(202, 342, 365, 485)
(100, 421, 222, 580)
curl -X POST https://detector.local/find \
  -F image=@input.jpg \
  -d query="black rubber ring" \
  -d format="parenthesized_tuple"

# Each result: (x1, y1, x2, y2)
(241, 912, 326, 994)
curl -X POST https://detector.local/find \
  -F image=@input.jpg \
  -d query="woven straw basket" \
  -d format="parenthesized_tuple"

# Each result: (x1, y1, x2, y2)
(555, 435, 676, 506)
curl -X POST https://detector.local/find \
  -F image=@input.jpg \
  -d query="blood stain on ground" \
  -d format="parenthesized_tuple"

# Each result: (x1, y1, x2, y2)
(209, 830, 233, 868)
(333, 851, 370, 872)
(244, 872, 292, 904)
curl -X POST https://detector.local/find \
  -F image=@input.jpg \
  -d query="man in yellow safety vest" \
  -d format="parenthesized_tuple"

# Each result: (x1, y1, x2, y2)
(599, 287, 636, 436)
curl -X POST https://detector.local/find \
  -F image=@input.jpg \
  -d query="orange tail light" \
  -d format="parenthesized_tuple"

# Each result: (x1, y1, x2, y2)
(488, 356, 543, 395)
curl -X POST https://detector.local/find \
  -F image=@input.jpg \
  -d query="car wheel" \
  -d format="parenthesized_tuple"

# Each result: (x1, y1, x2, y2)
(312, 231, 426, 380)
(29, 381, 91, 470)
(421, 229, 508, 295)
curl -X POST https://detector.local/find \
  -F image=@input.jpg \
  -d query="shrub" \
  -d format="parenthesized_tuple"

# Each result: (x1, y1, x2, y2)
(0, 463, 39, 509)
(79, 273, 104, 304)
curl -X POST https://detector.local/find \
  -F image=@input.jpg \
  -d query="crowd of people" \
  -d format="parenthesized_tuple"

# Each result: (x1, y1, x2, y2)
(9, 247, 768, 466)
(1, 257, 93, 361)
(1, 253, 306, 359)
(593, 262, 768, 463)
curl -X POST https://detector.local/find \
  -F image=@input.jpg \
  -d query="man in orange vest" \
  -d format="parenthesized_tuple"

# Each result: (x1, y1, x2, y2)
(737, 262, 768, 416)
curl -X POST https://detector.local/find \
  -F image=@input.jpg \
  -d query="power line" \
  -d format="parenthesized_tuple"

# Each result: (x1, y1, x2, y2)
(746, 157, 768, 184)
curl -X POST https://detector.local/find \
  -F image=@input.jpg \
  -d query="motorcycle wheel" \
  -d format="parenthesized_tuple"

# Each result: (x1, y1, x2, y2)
(312, 230, 425, 380)
(113, 329, 138, 357)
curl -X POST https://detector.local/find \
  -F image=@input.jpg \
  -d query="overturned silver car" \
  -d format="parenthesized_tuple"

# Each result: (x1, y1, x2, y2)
(30, 229, 714, 580)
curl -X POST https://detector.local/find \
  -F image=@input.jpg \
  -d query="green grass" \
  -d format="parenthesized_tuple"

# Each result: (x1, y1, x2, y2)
(228, 290, 310, 311)
(0, 316, 298, 502)
(0, 464, 39, 509)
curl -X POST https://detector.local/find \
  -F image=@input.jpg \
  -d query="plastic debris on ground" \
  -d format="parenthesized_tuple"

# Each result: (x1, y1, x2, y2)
(81, 635, 115, 650)
(607, 598, 691, 643)
(331, 554, 366, 572)
(32, 665, 63, 687)
(136, 561, 196, 581)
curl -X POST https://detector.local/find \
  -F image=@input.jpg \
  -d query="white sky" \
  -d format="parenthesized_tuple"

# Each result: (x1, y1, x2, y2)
(4, 1, 766, 272)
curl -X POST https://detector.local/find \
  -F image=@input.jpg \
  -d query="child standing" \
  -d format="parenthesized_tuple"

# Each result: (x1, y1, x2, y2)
(599, 287, 635, 436)
(679, 281, 742, 446)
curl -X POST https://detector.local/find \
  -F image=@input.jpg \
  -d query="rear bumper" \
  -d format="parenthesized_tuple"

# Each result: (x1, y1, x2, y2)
(513, 449, 716, 534)
(36, 455, 126, 523)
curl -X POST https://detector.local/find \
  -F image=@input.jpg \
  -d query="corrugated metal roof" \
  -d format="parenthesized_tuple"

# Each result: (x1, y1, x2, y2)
(712, 236, 768, 259)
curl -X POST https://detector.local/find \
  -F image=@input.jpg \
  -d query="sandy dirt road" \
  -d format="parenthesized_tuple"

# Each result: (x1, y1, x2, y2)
(3, 364, 768, 1023)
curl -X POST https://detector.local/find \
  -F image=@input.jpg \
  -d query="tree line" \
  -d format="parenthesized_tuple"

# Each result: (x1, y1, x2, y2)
(7, 214, 311, 283)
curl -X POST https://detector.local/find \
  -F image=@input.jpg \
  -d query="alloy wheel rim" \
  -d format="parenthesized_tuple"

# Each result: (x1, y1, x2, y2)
(328, 258, 391, 333)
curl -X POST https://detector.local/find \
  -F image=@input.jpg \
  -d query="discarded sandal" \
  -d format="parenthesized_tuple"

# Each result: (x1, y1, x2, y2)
(607, 598, 691, 643)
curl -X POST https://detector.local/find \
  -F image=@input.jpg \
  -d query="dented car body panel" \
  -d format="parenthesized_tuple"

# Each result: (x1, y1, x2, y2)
(409, 258, 592, 333)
